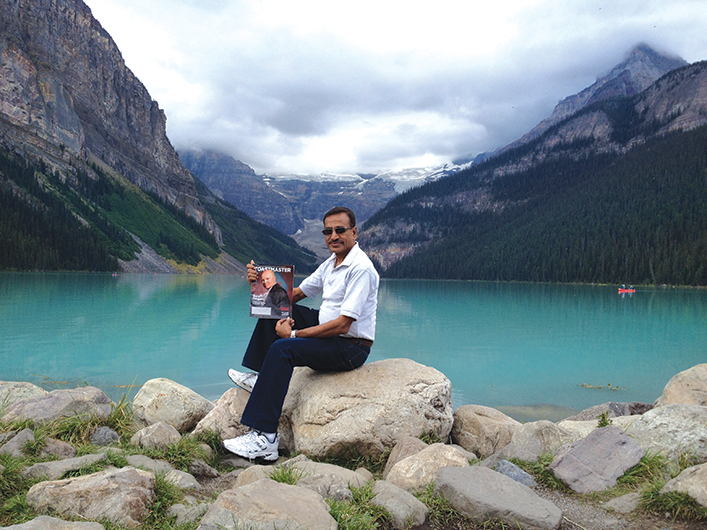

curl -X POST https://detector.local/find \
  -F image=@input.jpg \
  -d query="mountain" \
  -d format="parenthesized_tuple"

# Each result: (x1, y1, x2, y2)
(180, 149, 465, 237)
(0, 0, 314, 273)
(359, 56, 707, 286)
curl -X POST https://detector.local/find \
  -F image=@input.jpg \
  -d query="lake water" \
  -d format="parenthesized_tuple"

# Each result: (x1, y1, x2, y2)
(1, 272, 705, 422)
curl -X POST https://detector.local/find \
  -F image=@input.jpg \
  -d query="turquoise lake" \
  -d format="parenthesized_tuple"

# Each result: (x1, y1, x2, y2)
(1, 272, 705, 422)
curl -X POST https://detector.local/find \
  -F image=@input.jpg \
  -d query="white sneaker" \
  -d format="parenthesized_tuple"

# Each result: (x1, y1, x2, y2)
(227, 369, 258, 392)
(223, 431, 280, 461)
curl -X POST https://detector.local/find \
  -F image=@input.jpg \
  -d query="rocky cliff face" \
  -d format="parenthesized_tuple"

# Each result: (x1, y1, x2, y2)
(0, 0, 219, 240)
(179, 149, 302, 235)
(504, 45, 688, 151)
(180, 149, 398, 236)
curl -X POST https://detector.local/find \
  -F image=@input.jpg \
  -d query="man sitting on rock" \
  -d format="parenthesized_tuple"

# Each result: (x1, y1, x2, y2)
(225, 206, 380, 461)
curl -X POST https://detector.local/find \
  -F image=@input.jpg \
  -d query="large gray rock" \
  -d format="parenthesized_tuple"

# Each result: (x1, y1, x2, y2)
(0, 381, 48, 408)
(625, 404, 707, 461)
(452, 404, 521, 459)
(196, 478, 337, 530)
(435, 466, 562, 530)
(130, 420, 182, 449)
(132, 378, 215, 432)
(22, 452, 107, 480)
(126, 454, 175, 474)
(1, 515, 103, 530)
(557, 415, 638, 440)
(1, 387, 113, 425)
(549, 426, 645, 493)
(494, 459, 538, 487)
(297, 472, 354, 502)
(510, 420, 576, 459)
(40, 437, 77, 460)
(192, 387, 250, 440)
(660, 462, 707, 507)
(280, 358, 453, 458)
(371, 480, 429, 529)
(0, 427, 35, 457)
(382, 436, 429, 478)
(654, 363, 707, 407)
(386, 443, 469, 493)
(165, 469, 202, 490)
(561, 402, 632, 422)
(26, 466, 155, 529)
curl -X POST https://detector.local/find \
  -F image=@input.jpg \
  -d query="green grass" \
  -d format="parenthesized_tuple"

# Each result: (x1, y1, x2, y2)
(510, 453, 571, 492)
(327, 482, 391, 530)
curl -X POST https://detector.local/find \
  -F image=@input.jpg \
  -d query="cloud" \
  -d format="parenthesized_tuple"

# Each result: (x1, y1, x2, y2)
(85, 0, 707, 174)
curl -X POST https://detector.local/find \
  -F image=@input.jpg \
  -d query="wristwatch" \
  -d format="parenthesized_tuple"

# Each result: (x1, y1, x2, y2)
(290, 330, 297, 338)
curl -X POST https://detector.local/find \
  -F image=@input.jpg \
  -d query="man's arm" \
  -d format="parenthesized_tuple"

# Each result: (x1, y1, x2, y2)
(275, 314, 354, 339)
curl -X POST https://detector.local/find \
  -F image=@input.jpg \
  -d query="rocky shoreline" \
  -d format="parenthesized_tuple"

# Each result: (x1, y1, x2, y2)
(1, 361, 706, 529)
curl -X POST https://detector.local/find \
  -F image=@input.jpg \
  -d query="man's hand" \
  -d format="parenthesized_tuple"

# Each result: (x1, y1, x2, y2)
(246, 260, 258, 284)
(275, 318, 295, 338)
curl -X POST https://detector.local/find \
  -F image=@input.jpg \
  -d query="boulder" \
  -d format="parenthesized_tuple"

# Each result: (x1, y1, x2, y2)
(371, 480, 429, 529)
(625, 404, 707, 461)
(130, 420, 182, 449)
(192, 387, 250, 440)
(90, 426, 120, 446)
(188, 459, 219, 478)
(435, 466, 562, 530)
(126, 454, 175, 474)
(605, 492, 641, 514)
(654, 363, 707, 407)
(549, 426, 645, 493)
(40, 437, 76, 459)
(386, 443, 469, 493)
(165, 469, 202, 490)
(167, 503, 211, 526)
(510, 420, 575, 459)
(22, 452, 107, 481)
(196, 478, 337, 530)
(561, 402, 632, 422)
(660, 462, 707, 507)
(26, 466, 155, 529)
(480, 443, 540, 468)
(382, 436, 429, 478)
(280, 358, 453, 458)
(0, 515, 103, 530)
(1, 387, 112, 425)
(451, 404, 520, 458)
(494, 459, 537, 487)
(132, 378, 215, 432)
(286, 456, 368, 489)
(297, 472, 354, 501)
(0, 427, 35, 457)
(0, 381, 48, 408)
(557, 415, 638, 440)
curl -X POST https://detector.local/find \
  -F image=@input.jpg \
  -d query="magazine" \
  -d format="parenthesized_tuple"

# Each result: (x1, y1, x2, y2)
(249, 264, 294, 319)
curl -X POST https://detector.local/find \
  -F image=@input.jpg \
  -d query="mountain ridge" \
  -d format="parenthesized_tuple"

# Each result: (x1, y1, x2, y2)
(358, 56, 707, 285)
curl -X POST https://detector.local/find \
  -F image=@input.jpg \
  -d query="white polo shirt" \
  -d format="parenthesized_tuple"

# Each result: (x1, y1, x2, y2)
(299, 242, 379, 341)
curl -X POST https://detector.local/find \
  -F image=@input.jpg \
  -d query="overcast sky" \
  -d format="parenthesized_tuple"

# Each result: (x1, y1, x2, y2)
(83, 0, 707, 176)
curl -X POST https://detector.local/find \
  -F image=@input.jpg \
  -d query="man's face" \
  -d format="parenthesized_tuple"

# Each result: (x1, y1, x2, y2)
(261, 270, 276, 289)
(323, 212, 357, 258)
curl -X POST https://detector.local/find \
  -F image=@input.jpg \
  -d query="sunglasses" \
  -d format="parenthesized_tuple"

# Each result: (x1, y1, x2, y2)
(322, 226, 354, 236)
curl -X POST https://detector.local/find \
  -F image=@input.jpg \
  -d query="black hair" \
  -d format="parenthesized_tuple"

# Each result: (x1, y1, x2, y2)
(323, 206, 356, 227)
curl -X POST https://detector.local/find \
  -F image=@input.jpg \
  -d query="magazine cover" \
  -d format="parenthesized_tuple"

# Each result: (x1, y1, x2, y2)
(250, 264, 294, 319)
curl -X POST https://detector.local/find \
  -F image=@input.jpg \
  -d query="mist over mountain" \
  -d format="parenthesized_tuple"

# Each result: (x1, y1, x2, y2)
(359, 53, 707, 286)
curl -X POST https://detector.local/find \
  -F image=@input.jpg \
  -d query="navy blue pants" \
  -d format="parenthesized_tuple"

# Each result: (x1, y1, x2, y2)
(239, 304, 370, 433)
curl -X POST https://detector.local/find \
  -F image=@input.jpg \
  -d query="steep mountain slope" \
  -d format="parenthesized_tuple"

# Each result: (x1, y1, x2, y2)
(502, 44, 687, 153)
(0, 0, 312, 272)
(360, 60, 707, 286)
